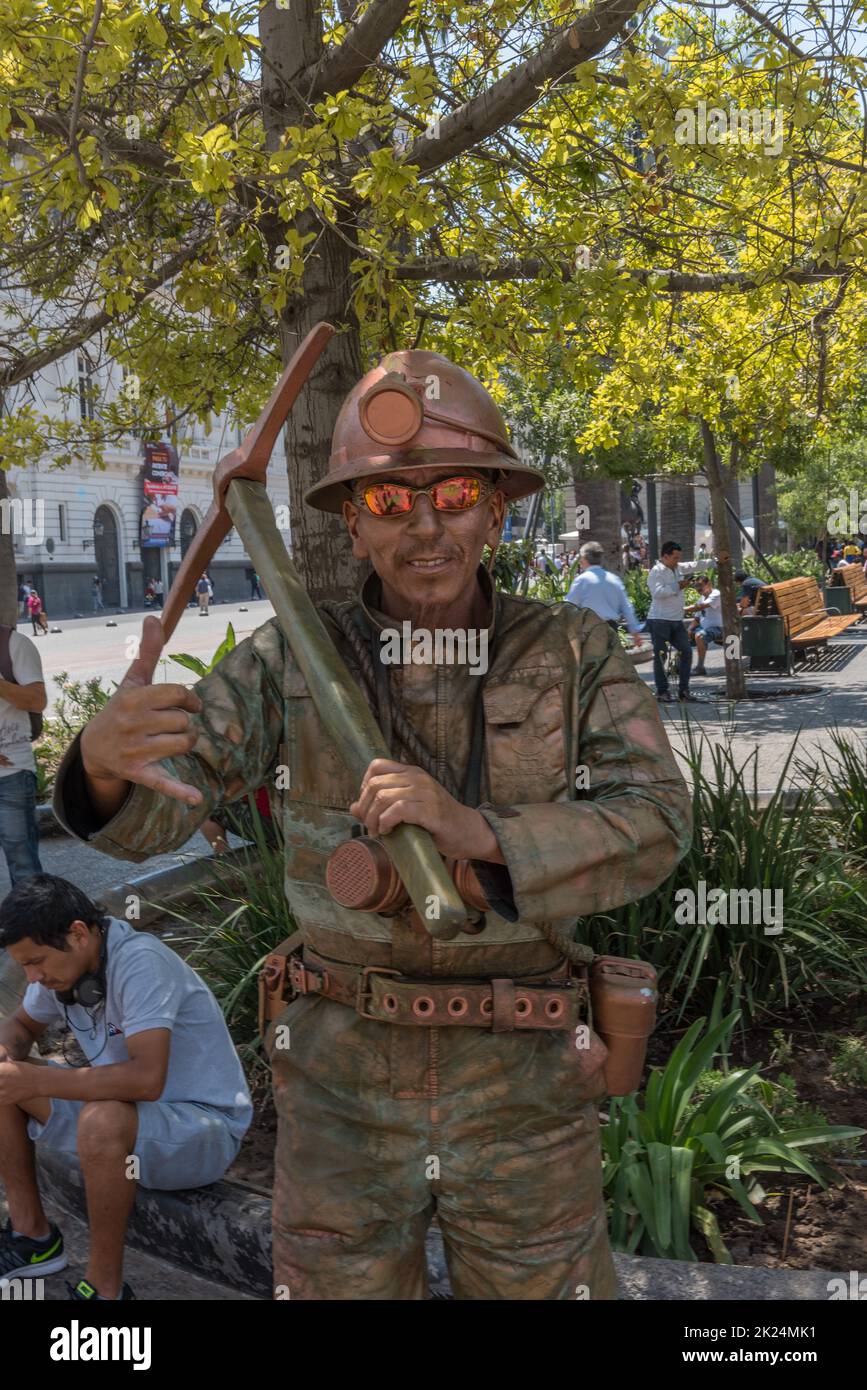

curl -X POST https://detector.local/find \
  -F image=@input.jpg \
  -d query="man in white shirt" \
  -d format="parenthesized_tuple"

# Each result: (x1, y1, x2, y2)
(686, 575, 724, 676)
(0, 625, 46, 883)
(565, 542, 644, 646)
(646, 541, 700, 703)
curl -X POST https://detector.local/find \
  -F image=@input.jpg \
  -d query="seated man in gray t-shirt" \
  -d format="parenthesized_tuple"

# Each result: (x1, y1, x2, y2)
(0, 874, 252, 1301)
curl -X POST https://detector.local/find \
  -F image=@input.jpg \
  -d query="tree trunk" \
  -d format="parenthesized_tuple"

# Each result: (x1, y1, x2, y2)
(260, 3, 366, 603)
(0, 449, 20, 629)
(757, 462, 779, 553)
(700, 419, 747, 699)
(659, 476, 696, 560)
(573, 470, 622, 572)
(725, 444, 744, 568)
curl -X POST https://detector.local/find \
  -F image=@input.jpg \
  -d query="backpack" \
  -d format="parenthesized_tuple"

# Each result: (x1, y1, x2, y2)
(0, 625, 44, 739)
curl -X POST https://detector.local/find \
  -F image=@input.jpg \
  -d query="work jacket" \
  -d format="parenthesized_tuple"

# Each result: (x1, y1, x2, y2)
(54, 567, 692, 980)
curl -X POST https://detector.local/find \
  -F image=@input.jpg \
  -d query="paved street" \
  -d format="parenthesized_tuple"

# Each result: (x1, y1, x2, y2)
(635, 625, 867, 790)
(16, 596, 275, 706)
(0, 600, 270, 901)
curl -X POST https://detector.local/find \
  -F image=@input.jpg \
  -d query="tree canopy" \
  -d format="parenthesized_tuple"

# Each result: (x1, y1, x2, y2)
(2, 1, 867, 600)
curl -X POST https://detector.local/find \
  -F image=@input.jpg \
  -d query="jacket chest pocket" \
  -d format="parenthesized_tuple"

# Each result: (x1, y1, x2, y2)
(281, 669, 363, 811)
(482, 671, 570, 805)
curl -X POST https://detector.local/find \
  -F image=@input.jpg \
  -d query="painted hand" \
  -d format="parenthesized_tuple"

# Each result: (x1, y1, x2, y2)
(350, 758, 499, 861)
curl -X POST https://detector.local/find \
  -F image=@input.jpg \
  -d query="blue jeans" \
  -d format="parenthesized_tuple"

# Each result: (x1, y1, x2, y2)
(648, 619, 692, 696)
(0, 769, 43, 885)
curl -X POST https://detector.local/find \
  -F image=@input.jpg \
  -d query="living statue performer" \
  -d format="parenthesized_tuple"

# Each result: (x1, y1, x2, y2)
(53, 351, 692, 1300)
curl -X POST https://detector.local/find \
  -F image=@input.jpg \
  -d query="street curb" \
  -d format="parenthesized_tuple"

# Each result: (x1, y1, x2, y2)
(36, 1147, 845, 1300)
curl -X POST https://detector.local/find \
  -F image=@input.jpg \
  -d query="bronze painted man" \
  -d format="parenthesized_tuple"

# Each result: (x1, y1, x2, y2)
(54, 351, 692, 1300)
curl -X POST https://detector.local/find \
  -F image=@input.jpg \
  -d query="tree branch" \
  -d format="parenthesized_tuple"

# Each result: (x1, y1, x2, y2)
(393, 255, 853, 292)
(404, 0, 642, 175)
(0, 215, 242, 389)
(67, 0, 105, 183)
(309, 0, 414, 99)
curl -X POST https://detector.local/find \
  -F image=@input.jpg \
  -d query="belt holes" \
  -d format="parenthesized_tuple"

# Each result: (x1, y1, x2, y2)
(480, 997, 493, 1017)
(383, 994, 398, 1014)
(447, 996, 468, 1017)
(515, 996, 532, 1018)
(545, 997, 564, 1019)
(412, 996, 435, 1018)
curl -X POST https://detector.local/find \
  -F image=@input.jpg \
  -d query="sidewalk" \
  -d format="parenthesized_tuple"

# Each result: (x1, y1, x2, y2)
(639, 625, 867, 787)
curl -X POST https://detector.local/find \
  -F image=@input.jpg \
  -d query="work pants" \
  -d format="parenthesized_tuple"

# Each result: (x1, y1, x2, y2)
(269, 994, 618, 1301)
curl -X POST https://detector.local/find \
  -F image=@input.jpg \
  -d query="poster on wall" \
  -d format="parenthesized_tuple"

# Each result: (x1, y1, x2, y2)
(140, 441, 180, 548)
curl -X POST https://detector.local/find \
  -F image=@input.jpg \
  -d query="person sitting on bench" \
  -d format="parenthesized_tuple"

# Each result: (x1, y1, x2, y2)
(0, 875, 252, 1301)
(686, 575, 724, 676)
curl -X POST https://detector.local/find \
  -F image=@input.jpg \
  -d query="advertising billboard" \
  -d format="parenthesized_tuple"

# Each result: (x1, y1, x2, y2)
(140, 441, 179, 549)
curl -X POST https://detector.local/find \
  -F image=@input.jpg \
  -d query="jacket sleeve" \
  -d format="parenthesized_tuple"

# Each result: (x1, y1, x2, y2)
(477, 614, 692, 921)
(51, 619, 287, 864)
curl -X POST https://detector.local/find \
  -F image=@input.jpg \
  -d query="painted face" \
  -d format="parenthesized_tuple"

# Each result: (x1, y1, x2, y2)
(342, 465, 506, 612)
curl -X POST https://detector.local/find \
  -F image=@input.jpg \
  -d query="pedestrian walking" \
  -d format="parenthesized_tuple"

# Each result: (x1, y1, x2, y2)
(18, 582, 31, 622)
(91, 576, 104, 613)
(0, 622, 46, 882)
(197, 573, 211, 615)
(647, 541, 701, 703)
(26, 590, 46, 637)
(153, 577, 164, 607)
(564, 542, 645, 648)
(251, 572, 264, 600)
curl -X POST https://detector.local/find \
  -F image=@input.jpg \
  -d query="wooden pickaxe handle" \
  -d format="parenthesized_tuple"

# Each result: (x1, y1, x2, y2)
(159, 321, 335, 641)
(156, 320, 470, 940)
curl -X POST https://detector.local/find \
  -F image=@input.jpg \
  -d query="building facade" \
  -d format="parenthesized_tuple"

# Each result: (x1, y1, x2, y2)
(6, 352, 289, 618)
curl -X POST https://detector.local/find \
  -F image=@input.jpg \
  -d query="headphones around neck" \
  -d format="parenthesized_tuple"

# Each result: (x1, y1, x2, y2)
(56, 919, 109, 1009)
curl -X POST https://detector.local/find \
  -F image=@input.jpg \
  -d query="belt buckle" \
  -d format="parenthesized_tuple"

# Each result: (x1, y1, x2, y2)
(356, 965, 401, 1021)
(289, 956, 326, 997)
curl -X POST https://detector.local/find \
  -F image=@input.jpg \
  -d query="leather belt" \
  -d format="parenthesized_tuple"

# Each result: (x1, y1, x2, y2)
(288, 948, 587, 1032)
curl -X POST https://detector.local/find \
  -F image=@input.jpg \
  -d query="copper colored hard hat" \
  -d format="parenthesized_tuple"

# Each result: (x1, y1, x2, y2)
(304, 350, 546, 513)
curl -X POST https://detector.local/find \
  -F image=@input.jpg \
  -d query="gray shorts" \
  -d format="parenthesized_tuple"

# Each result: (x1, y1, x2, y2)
(28, 1062, 242, 1191)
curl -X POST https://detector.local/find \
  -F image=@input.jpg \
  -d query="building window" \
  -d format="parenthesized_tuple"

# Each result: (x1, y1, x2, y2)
(78, 355, 96, 421)
(58, 502, 67, 542)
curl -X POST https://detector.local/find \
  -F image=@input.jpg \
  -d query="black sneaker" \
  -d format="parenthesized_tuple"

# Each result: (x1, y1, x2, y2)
(0, 1219, 67, 1279)
(68, 1277, 136, 1301)
(678, 692, 708, 703)
(656, 692, 675, 703)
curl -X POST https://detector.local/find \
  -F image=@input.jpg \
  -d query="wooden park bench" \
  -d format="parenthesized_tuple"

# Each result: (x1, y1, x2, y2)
(829, 562, 867, 617)
(747, 576, 860, 671)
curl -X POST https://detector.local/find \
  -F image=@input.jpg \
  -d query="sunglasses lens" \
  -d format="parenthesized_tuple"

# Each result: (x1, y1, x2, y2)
(362, 482, 414, 515)
(430, 476, 484, 510)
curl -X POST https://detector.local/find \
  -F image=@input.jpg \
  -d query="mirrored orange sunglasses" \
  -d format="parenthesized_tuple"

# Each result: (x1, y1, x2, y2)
(352, 474, 492, 517)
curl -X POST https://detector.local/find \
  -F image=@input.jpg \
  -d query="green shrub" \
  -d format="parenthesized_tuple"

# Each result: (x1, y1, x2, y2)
(623, 567, 650, 621)
(742, 550, 824, 584)
(579, 725, 867, 1024)
(805, 727, 867, 863)
(602, 1010, 864, 1262)
(160, 798, 293, 1080)
(829, 1036, 867, 1088)
(34, 672, 114, 799)
(169, 622, 236, 678)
